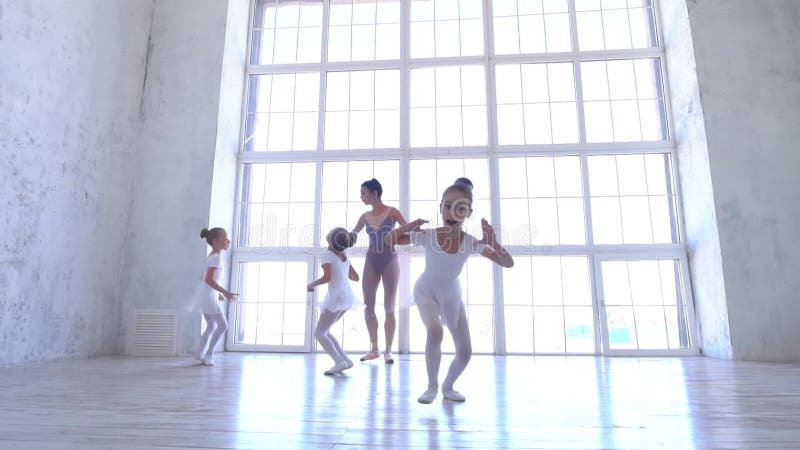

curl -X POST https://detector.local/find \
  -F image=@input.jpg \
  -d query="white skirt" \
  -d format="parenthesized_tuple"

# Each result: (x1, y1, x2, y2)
(320, 285, 362, 313)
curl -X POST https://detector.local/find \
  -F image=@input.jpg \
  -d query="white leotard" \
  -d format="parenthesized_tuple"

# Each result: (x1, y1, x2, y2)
(191, 254, 224, 315)
(410, 230, 488, 328)
(319, 250, 361, 313)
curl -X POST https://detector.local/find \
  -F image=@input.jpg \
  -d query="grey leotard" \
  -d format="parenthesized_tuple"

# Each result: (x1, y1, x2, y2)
(365, 214, 397, 274)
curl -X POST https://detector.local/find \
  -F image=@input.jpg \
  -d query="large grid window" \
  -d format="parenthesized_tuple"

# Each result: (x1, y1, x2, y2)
(230, 0, 697, 356)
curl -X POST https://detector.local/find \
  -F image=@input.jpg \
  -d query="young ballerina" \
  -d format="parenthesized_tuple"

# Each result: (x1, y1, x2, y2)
(351, 178, 408, 364)
(192, 227, 238, 366)
(386, 178, 514, 403)
(307, 227, 361, 375)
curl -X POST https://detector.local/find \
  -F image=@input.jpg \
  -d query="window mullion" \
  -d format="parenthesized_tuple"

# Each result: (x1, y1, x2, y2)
(313, 0, 331, 248)
(317, 0, 331, 154)
(399, 0, 411, 355)
(484, 0, 506, 355)
(568, 0, 587, 145)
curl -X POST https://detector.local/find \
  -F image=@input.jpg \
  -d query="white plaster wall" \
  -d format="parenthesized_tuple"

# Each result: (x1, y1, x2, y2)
(210, 0, 249, 231)
(659, 0, 731, 358)
(121, 0, 245, 356)
(0, 0, 154, 365)
(685, 1, 800, 362)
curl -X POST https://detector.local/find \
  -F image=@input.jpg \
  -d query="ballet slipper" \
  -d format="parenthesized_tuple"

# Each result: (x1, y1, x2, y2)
(360, 350, 379, 362)
(417, 388, 438, 404)
(442, 389, 466, 402)
(324, 360, 349, 375)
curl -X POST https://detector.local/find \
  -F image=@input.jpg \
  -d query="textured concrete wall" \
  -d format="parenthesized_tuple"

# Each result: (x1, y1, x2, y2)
(0, 0, 154, 365)
(120, 0, 244, 356)
(684, 1, 800, 362)
(659, 0, 731, 358)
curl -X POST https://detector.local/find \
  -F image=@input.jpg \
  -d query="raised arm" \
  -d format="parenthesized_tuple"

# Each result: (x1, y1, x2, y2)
(479, 218, 514, 268)
(352, 213, 367, 234)
(385, 218, 428, 246)
(390, 207, 409, 226)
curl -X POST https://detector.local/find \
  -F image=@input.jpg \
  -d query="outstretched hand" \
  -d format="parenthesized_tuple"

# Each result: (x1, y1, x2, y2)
(410, 218, 428, 231)
(306, 284, 315, 292)
(223, 291, 238, 301)
(480, 218, 496, 245)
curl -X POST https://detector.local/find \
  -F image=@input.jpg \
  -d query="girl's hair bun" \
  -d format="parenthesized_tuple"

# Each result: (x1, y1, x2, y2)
(329, 227, 356, 252)
(200, 228, 209, 239)
(454, 177, 473, 190)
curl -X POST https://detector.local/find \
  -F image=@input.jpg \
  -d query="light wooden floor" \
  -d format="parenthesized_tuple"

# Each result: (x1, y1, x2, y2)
(1, 353, 799, 449)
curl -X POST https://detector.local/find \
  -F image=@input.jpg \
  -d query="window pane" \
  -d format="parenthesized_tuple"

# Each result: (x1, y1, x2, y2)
(505, 255, 594, 354)
(493, 1, 572, 54)
(328, 0, 399, 62)
(245, 74, 320, 152)
(582, 59, 666, 143)
(252, 1, 322, 64)
(576, 11, 604, 51)
(410, 66, 486, 148)
(565, 306, 595, 352)
(591, 197, 623, 244)
(545, 13, 571, 52)
(505, 306, 535, 353)
(576, 1, 657, 51)
(239, 162, 316, 248)
(588, 154, 678, 244)
(324, 70, 399, 150)
(497, 63, 578, 146)
(413, 0, 484, 57)
(519, 15, 546, 54)
(534, 306, 565, 352)
(600, 259, 692, 350)
(499, 156, 585, 245)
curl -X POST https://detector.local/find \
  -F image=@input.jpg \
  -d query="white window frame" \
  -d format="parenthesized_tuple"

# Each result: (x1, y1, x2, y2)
(228, 0, 699, 356)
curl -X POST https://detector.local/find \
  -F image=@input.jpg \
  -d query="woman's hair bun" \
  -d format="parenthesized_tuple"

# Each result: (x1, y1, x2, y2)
(200, 228, 209, 239)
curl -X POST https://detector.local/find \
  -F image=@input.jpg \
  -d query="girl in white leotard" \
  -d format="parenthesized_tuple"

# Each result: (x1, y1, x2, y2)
(307, 228, 361, 375)
(191, 227, 238, 366)
(386, 178, 514, 404)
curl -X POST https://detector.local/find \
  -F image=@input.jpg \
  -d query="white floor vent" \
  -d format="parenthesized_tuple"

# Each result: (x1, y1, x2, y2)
(133, 309, 178, 356)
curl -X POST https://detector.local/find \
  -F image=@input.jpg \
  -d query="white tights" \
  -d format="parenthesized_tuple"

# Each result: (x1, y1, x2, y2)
(314, 310, 348, 363)
(194, 313, 227, 361)
(417, 302, 472, 393)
